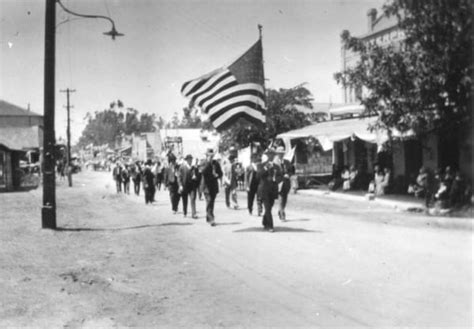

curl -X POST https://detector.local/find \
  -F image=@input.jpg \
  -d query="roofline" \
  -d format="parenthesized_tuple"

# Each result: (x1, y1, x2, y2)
(0, 100, 43, 117)
(358, 24, 399, 41)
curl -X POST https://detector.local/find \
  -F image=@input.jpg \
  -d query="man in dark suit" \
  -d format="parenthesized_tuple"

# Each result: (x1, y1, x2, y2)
(257, 148, 282, 232)
(165, 154, 180, 214)
(178, 154, 194, 217)
(142, 160, 155, 204)
(112, 162, 122, 193)
(275, 147, 294, 221)
(200, 148, 223, 226)
(245, 154, 261, 215)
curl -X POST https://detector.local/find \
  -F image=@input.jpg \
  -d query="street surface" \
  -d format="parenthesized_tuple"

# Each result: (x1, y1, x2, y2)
(1, 170, 472, 328)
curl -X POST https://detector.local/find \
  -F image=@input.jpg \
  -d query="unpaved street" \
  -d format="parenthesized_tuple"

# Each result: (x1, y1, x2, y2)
(1, 170, 472, 328)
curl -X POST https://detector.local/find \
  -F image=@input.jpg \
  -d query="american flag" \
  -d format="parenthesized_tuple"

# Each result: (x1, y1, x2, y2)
(181, 39, 266, 131)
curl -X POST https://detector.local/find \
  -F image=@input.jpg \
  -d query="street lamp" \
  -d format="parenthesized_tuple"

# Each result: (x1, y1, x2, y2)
(42, 0, 124, 229)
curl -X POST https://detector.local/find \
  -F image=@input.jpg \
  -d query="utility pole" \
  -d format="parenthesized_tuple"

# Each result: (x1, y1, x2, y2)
(42, 0, 122, 230)
(60, 88, 75, 187)
(42, 0, 56, 229)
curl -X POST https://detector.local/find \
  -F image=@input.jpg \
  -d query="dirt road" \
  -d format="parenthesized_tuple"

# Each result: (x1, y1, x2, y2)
(1, 170, 472, 328)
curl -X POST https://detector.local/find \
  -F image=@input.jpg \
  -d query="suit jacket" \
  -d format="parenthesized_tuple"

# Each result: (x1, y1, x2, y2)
(178, 162, 193, 193)
(113, 166, 122, 181)
(142, 167, 154, 189)
(223, 161, 238, 189)
(245, 163, 259, 190)
(279, 159, 293, 195)
(164, 164, 178, 187)
(257, 161, 282, 200)
(201, 159, 223, 196)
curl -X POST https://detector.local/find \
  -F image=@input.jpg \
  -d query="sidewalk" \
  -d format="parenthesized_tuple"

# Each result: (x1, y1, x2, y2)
(297, 187, 473, 230)
(298, 188, 422, 211)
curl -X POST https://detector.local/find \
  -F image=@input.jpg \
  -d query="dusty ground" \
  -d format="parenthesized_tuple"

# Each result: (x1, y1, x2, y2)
(0, 170, 472, 328)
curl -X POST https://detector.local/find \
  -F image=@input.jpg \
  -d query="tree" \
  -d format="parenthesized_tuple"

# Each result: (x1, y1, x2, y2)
(77, 101, 158, 148)
(334, 0, 472, 136)
(77, 109, 123, 148)
(179, 107, 202, 128)
(218, 86, 314, 150)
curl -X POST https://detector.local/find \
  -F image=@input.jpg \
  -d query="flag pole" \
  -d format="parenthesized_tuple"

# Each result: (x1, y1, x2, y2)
(257, 24, 268, 150)
(258, 24, 266, 95)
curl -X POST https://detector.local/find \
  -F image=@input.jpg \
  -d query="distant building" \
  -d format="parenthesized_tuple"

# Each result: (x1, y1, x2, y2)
(296, 102, 345, 122)
(160, 128, 220, 160)
(0, 100, 43, 191)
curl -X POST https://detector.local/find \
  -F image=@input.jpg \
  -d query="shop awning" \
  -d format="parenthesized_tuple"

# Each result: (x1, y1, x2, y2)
(277, 116, 415, 152)
(277, 117, 383, 150)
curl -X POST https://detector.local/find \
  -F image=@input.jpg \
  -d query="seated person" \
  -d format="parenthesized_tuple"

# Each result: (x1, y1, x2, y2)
(413, 167, 429, 198)
(341, 166, 350, 191)
(435, 180, 450, 209)
(449, 172, 467, 209)
(349, 165, 359, 189)
(381, 167, 392, 194)
(374, 166, 385, 196)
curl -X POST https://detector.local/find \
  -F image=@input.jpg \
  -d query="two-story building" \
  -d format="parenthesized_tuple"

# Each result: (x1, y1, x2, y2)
(339, 8, 472, 186)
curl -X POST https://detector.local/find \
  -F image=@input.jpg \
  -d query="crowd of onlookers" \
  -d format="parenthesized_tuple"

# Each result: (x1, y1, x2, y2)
(329, 162, 471, 212)
(407, 166, 471, 211)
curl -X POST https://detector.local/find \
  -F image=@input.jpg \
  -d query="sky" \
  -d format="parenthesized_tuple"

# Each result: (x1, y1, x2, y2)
(0, 0, 386, 143)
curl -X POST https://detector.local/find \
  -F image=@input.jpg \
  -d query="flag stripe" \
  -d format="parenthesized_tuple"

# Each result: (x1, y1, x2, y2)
(207, 93, 265, 117)
(193, 76, 237, 106)
(189, 70, 233, 104)
(212, 106, 266, 129)
(181, 79, 203, 97)
(197, 79, 238, 109)
(209, 99, 266, 122)
(182, 75, 214, 98)
(203, 83, 264, 113)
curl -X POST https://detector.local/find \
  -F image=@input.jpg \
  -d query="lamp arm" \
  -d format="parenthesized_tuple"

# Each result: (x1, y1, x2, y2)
(57, 0, 116, 29)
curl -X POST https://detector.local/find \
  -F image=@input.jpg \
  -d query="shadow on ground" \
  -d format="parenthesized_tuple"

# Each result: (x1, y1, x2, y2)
(55, 222, 193, 232)
(283, 218, 311, 222)
(233, 226, 322, 233)
(215, 222, 242, 226)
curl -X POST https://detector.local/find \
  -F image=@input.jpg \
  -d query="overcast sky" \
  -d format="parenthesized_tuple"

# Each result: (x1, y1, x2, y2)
(0, 0, 386, 143)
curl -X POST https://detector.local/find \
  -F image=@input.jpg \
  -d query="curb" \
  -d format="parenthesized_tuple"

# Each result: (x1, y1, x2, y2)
(297, 189, 420, 210)
(297, 189, 473, 231)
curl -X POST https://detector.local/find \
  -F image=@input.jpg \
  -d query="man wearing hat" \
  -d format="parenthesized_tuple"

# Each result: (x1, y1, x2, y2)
(165, 154, 180, 214)
(200, 148, 223, 226)
(257, 148, 282, 232)
(223, 154, 239, 209)
(178, 154, 194, 218)
(274, 146, 294, 221)
(142, 159, 155, 204)
(245, 153, 262, 215)
(112, 161, 123, 193)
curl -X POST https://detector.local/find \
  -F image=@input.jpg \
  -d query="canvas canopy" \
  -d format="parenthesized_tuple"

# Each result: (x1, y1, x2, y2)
(277, 117, 382, 151)
(277, 116, 414, 152)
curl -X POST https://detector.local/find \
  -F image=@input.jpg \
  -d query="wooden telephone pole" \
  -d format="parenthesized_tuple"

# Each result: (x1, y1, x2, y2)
(60, 88, 75, 187)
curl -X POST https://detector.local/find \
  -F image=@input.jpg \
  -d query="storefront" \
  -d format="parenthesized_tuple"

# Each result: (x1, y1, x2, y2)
(0, 126, 43, 192)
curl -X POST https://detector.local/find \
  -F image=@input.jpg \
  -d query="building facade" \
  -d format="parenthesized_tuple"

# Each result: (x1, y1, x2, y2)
(339, 8, 472, 185)
(0, 100, 43, 191)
